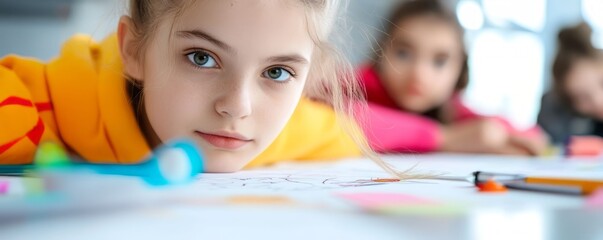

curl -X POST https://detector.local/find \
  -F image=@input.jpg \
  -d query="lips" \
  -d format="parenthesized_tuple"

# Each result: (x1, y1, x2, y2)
(195, 131, 252, 150)
(404, 85, 424, 96)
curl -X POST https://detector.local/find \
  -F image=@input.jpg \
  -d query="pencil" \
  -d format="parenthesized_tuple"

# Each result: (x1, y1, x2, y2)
(525, 177, 603, 195)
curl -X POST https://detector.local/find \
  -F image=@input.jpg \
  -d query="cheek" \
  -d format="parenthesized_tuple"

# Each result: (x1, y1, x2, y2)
(254, 83, 305, 134)
(432, 67, 460, 94)
(143, 72, 210, 140)
(407, 72, 457, 109)
(380, 62, 410, 90)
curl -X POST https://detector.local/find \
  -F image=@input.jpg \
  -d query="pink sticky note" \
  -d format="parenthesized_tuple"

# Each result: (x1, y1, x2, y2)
(586, 188, 603, 207)
(338, 192, 435, 208)
(0, 181, 9, 194)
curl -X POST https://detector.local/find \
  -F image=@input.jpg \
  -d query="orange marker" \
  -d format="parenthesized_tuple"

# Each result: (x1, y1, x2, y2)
(477, 179, 507, 193)
(435, 171, 603, 196)
(524, 177, 603, 195)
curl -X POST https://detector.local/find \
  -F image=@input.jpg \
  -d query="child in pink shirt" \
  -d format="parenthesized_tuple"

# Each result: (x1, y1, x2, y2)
(357, 0, 546, 155)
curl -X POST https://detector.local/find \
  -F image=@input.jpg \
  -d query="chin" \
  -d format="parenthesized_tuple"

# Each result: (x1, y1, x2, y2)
(203, 160, 246, 173)
(201, 151, 253, 173)
(594, 114, 603, 122)
(393, 94, 417, 108)
(398, 99, 430, 113)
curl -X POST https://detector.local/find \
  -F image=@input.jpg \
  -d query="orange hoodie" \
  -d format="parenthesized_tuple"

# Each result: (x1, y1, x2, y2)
(0, 34, 361, 167)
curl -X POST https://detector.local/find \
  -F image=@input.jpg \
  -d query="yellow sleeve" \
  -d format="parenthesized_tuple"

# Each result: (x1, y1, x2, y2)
(0, 56, 61, 164)
(45, 34, 150, 163)
(246, 98, 362, 168)
(0, 34, 150, 164)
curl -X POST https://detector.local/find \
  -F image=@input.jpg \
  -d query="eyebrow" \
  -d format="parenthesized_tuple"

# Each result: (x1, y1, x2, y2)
(176, 30, 234, 53)
(266, 55, 309, 65)
(391, 38, 413, 49)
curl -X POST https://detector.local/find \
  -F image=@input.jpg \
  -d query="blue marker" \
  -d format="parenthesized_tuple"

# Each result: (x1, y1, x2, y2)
(0, 139, 204, 186)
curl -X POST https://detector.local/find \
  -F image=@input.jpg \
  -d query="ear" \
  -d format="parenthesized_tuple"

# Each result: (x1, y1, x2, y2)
(117, 16, 144, 81)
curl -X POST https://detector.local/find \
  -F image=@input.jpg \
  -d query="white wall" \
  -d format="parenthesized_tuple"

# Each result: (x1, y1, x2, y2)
(339, 0, 458, 65)
(0, 0, 122, 61)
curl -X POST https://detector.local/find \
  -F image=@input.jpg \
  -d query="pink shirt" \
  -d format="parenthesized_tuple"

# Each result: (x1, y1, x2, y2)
(357, 64, 540, 153)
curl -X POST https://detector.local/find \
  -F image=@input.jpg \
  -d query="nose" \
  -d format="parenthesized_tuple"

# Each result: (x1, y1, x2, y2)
(407, 61, 430, 85)
(214, 79, 252, 119)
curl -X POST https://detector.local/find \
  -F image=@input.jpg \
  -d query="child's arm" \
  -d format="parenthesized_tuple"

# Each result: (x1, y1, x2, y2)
(359, 99, 547, 155)
(446, 97, 548, 155)
(1, 35, 152, 165)
(452, 96, 543, 138)
(358, 102, 442, 153)
(0, 56, 61, 164)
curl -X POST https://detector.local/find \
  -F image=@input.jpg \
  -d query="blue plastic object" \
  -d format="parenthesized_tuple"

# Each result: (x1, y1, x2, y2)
(0, 139, 204, 186)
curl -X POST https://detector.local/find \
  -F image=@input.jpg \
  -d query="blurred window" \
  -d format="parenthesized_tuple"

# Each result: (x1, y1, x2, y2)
(457, 0, 546, 129)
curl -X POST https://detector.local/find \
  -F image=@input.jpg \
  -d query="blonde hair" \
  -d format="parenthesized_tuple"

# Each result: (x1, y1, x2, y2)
(127, 0, 413, 179)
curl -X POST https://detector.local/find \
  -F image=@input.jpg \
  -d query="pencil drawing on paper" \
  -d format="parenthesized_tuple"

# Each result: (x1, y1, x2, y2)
(194, 171, 394, 191)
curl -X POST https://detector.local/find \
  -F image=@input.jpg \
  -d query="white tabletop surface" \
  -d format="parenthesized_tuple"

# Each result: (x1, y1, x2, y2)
(1, 154, 602, 240)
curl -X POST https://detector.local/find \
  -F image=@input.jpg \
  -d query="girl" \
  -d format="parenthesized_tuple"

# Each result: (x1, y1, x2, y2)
(357, 0, 546, 155)
(0, 0, 372, 173)
(538, 22, 603, 154)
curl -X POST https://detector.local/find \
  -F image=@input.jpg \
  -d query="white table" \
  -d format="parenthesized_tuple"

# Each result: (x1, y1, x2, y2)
(0, 154, 602, 240)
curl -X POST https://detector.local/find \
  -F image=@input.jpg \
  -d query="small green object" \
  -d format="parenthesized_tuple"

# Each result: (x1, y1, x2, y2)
(33, 142, 71, 168)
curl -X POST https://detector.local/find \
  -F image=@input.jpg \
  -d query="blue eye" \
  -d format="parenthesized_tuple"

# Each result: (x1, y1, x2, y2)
(396, 50, 410, 60)
(263, 67, 293, 82)
(186, 51, 218, 68)
(434, 58, 447, 68)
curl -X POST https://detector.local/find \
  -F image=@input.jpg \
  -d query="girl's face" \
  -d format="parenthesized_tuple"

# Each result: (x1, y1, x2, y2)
(378, 16, 464, 113)
(123, 0, 314, 172)
(565, 59, 603, 120)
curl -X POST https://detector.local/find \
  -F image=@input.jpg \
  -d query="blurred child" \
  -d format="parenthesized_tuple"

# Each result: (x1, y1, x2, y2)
(357, 0, 546, 155)
(538, 22, 603, 155)
(0, 0, 375, 173)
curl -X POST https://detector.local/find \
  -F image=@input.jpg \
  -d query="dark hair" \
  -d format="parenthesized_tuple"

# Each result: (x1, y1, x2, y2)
(552, 22, 602, 107)
(375, 0, 469, 122)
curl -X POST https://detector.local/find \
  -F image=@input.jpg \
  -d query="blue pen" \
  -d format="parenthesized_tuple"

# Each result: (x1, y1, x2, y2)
(0, 139, 204, 186)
